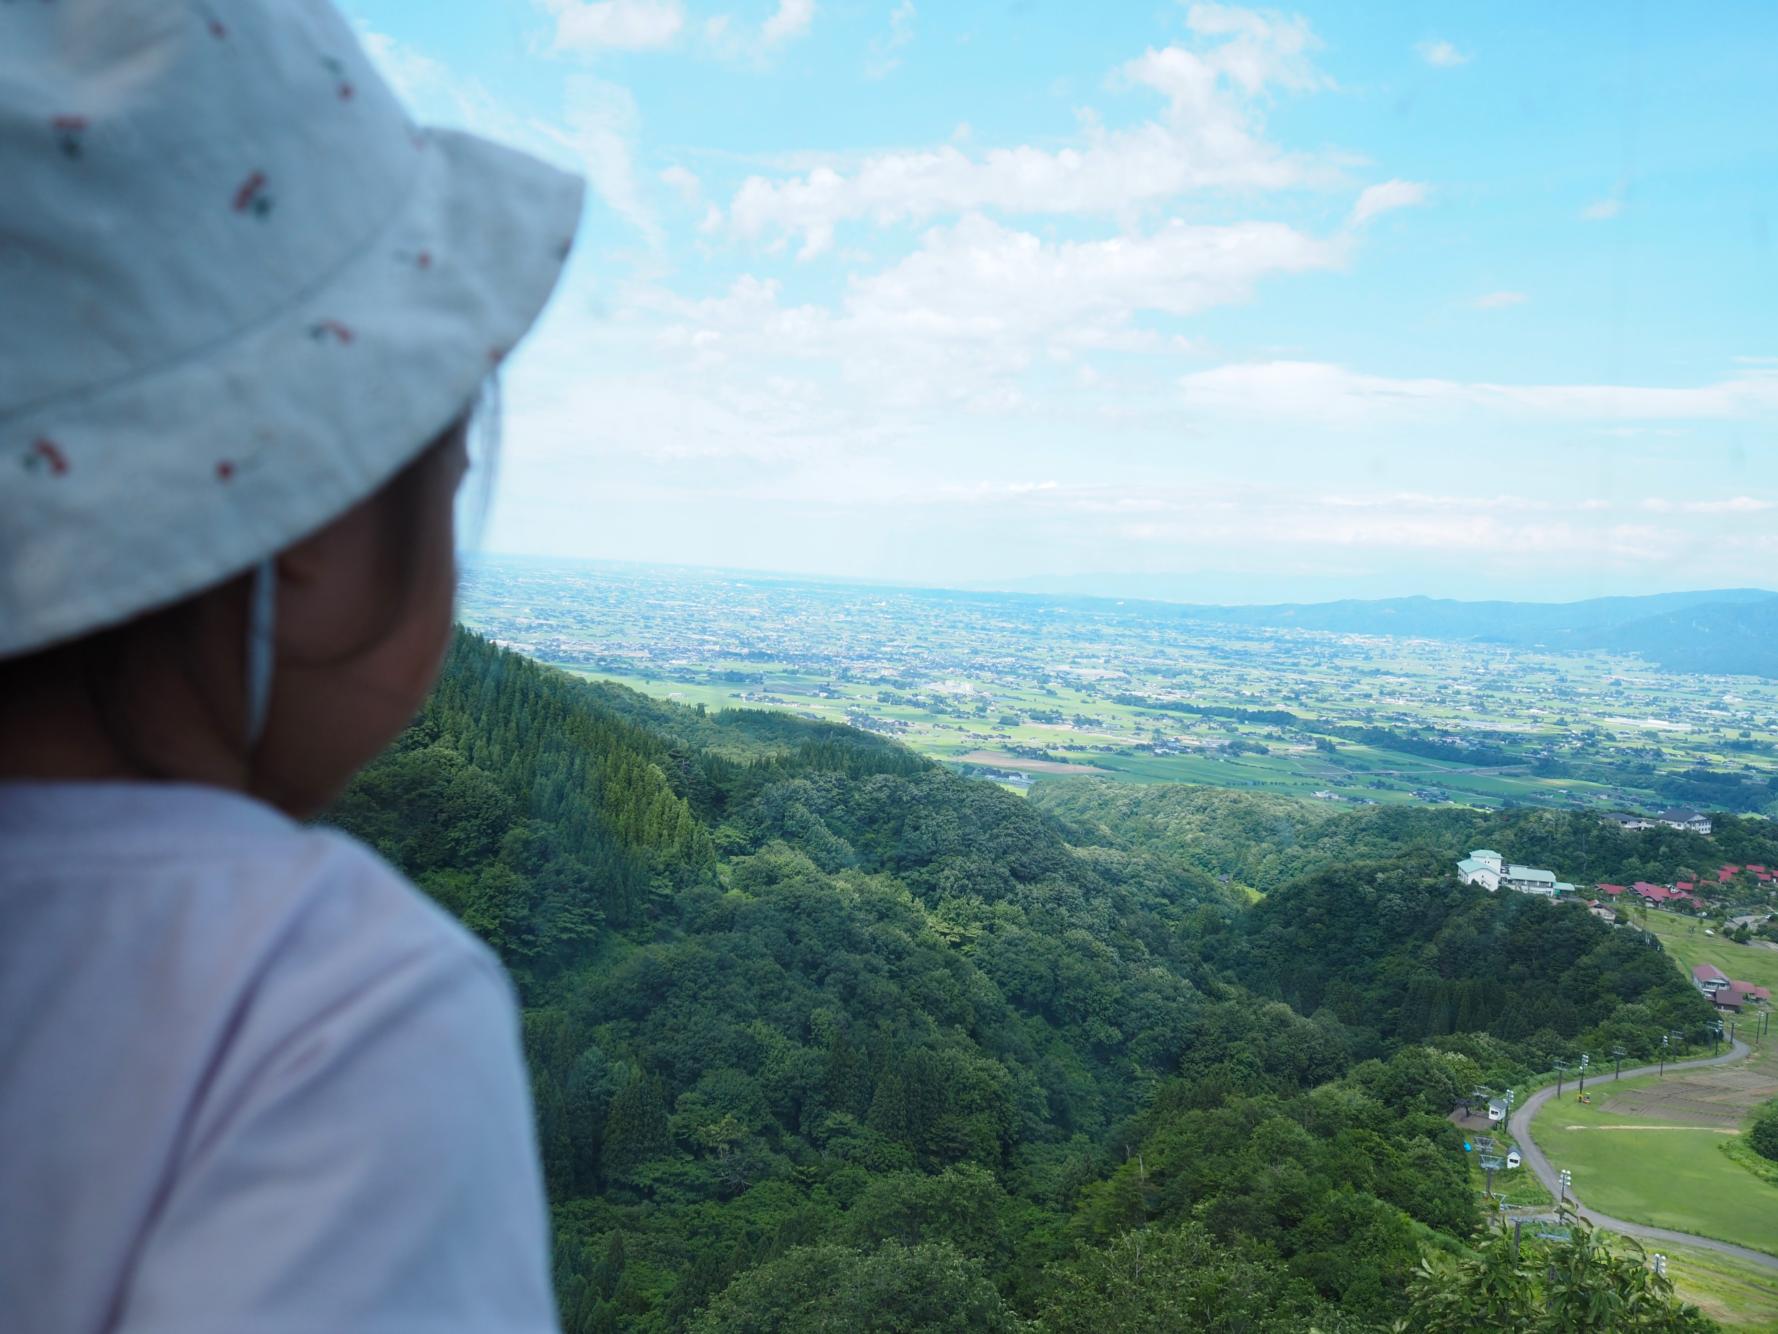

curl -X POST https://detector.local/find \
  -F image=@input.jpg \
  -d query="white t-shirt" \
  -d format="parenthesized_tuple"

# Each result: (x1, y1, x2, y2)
(0, 782, 557, 1334)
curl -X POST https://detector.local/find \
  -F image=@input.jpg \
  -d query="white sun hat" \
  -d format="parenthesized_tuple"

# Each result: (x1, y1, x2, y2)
(0, 0, 585, 660)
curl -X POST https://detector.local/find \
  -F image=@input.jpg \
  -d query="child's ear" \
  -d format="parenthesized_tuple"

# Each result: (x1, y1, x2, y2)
(271, 490, 386, 636)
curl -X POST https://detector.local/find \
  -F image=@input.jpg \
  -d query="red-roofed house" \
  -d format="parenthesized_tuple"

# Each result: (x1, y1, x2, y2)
(1676, 881, 1695, 891)
(1718, 865, 1741, 884)
(1631, 881, 1698, 906)
(1715, 982, 1772, 1012)
(1693, 963, 1771, 1011)
(1598, 883, 1628, 897)
(1693, 963, 1729, 993)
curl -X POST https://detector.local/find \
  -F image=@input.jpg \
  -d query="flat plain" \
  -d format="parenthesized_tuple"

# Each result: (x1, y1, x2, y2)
(460, 556, 1778, 815)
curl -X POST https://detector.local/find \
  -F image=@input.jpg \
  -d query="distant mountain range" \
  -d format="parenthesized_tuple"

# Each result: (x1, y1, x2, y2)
(1025, 587, 1778, 678)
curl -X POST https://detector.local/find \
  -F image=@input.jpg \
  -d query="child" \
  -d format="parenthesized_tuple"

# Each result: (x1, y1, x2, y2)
(0, 2, 584, 1329)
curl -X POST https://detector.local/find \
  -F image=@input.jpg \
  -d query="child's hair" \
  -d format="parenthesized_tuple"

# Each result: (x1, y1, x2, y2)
(0, 384, 496, 778)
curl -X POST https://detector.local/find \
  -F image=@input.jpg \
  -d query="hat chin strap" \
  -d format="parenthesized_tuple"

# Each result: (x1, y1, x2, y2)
(244, 558, 277, 748)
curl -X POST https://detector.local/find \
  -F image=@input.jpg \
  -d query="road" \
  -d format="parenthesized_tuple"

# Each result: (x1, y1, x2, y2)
(1506, 1039, 1778, 1271)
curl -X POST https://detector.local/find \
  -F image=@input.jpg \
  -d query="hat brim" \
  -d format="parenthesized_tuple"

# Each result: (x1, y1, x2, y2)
(4, 127, 584, 657)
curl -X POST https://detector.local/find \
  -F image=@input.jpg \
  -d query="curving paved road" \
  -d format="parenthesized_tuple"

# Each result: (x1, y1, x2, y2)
(1505, 1039, 1778, 1271)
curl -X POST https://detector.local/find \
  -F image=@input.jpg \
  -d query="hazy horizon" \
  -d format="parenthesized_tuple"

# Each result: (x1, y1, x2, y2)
(471, 548, 1776, 610)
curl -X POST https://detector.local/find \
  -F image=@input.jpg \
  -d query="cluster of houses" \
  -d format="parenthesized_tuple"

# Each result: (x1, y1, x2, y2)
(1454, 851, 1777, 926)
(1595, 881, 1699, 909)
(1603, 808, 1714, 835)
(1591, 863, 1775, 911)
(1719, 863, 1777, 887)
(1691, 963, 1771, 1013)
(1454, 848, 1772, 1016)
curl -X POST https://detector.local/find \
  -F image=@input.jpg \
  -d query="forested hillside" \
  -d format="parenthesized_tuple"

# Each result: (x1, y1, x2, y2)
(1032, 780, 1778, 898)
(327, 632, 1722, 1331)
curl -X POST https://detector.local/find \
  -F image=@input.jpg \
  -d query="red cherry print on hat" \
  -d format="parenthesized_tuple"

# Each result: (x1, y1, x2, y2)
(308, 320, 355, 345)
(23, 438, 69, 477)
(233, 172, 273, 217)
(51, 115, 88, 159)
(215, 460, 236, 481)
(321, 57, 354, 101)
(396, 249, 433, 270)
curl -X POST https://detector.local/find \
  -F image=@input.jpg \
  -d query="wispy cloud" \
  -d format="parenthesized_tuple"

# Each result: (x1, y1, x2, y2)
(1641, 497, 1775, 514)
(1474, 290, 1526, 309)
(536, 76, 663, 245)
(660, 163, 701, 204)
(761, 0, 815, 46)
(1177, 361, 1778, 425)
(1349, 179, 1427, 227)
(865, 0, 916, 80)
(1582, 195, 1623, 220)
(1415, 39, 1468, 67)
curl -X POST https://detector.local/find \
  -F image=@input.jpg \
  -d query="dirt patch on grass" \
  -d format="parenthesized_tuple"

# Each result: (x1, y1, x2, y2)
(1602, 1066, 1778, 1128)
(1564, 1131, 1742, 1138)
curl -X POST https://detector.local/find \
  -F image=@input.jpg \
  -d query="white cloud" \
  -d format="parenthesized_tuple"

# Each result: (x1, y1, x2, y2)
(1181, 2, 1327, 92)
(1474, 290, 1526, 309)
(512, 211, 1346, 462)
(544, 0, 684, 54)
(866, 0, 916, 80)
(1582, 196, 1623, 220)
(641, 213, 1343, 390)
(727, 6, 1335, 250)
(843, 213, 1344, 335)
(1416, 39, 1468, 68)
(1178, 360, 1778, 425)
(761, 0, 815, 46)
(660, 164, 701, 204)
(1349, 179, 1427, 227)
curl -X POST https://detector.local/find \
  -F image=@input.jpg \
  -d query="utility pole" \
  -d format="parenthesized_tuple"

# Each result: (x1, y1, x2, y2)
(1659, 1033, 1669, 1076)
(1612, 1045, 1627, 1080)
(1578, 1054, 1590, 1095)
(1559, 1169, 1571, 1204)
(1554, 1060, 1567, 1099)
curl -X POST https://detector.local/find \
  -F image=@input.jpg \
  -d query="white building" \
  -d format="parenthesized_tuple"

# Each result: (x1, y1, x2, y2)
(1456, 850, 1568, 897)
(1457, 850, 1503, 891)
(1503, 864, 1562, 896)
(1659, 808, 1713, 835)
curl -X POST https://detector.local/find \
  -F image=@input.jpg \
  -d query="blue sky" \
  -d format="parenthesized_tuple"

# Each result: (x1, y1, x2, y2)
(344, 0, 1778, 602)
